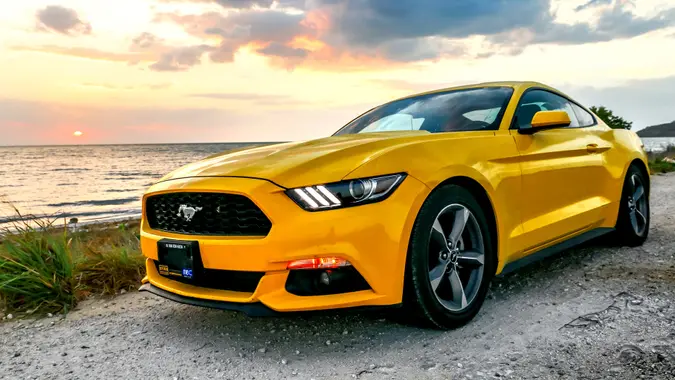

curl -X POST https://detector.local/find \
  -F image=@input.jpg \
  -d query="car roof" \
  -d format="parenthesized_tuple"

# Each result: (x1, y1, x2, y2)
(394, 81, 571, 103)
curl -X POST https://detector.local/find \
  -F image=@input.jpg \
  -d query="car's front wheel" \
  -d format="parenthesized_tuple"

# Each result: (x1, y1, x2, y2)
(404, 184, 495, 329)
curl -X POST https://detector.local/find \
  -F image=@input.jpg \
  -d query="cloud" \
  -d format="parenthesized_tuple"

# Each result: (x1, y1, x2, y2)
(368, 79, 463, 94)
(317, 0, 547, 47)
(575, 0, 613, 12)
(20, 0, 675, 72)
(214, 0, 274, 8)
(257, 42, 309, 58)
(11, 45, 151, 63)
(150, 0, 675, 69)
(160, 0, 306, 9)
(188, 92, 312, 106)
(530, 3, 675, 45)
(561, 75, 675, 129)
(148, 45, 214, 71)
(36, 5, 91, 35)
(79, 83, 172, 90)
(131, 32, 165, 50)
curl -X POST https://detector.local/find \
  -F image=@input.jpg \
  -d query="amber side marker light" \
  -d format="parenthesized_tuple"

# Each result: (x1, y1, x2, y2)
(286, 257, 352, 270)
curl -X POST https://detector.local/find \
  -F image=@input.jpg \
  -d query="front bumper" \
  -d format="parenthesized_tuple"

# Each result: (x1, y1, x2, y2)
(140, 175, 430, 313)
(139, 283, 279, 316)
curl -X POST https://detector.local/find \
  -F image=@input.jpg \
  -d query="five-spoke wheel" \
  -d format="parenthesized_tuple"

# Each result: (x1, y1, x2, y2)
(405, 184, 495, 329)
(428, 204, 485, 312)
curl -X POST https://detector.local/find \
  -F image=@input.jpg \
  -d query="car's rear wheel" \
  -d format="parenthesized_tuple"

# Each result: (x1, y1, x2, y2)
(614, 164, 650, 246)
(404, 184, 495, 329)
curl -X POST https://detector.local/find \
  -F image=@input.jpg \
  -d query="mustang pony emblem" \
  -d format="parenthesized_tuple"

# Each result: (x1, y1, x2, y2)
(177, 205, 203, 222)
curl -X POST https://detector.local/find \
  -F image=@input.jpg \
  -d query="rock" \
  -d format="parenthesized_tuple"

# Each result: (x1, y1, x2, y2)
(295, 350, 300, 355)
(120, 289, 127, 295)
(281, 359, 288, 365)
(619, 344, 644, 362)
(458, 363, 463, 368)
(325, 340, 331, 346)
(47, 313, 53, 318)
(258, 348, 267, 354)
(7, 314, 13, 320)
(377, 366, 395, 374)
(343, 330, 349, 335)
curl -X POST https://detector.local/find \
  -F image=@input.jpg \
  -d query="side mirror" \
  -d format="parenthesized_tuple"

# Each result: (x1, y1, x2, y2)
(519, 110, 571, 135)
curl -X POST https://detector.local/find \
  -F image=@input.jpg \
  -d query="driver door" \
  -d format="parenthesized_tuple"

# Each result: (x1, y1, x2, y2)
(509, 89, 611, 260)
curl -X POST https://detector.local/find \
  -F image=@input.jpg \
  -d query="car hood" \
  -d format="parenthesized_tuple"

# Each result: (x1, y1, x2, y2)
(158, 131, 430, 188)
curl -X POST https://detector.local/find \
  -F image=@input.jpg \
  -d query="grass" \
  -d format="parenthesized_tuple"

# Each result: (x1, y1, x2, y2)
(649, 158, 675, 174)
(647, 144, 675, 174)
(0, 204, 144, 316)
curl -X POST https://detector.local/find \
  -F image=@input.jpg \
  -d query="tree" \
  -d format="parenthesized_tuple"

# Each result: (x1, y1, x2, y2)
(589, 106, 632, 130)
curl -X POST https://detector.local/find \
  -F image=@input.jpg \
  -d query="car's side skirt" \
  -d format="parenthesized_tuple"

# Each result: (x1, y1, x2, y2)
(498, 227, 614, 276)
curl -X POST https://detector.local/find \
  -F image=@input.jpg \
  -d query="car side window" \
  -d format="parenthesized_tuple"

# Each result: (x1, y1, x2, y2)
(571, 103, 596, 127)
(514, 90, 580, 129)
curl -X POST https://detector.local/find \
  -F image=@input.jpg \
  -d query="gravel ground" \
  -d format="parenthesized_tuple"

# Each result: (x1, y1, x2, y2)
(2, 173, 674, 380)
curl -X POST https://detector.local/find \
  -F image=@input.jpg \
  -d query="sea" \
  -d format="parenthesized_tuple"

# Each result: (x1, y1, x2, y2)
(0, 137, 673, 228)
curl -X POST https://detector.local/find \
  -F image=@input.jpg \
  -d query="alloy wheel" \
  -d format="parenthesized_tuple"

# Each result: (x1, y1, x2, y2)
(427, 204, 485, 312)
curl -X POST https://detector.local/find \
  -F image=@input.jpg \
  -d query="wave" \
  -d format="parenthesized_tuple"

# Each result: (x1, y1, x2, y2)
(106, 170, 163, 177)
(51, 168, 92, 172)
(46, 197, 140, 208)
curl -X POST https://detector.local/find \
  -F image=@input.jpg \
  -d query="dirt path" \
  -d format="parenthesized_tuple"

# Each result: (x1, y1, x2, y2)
(2, 174, 674, 380)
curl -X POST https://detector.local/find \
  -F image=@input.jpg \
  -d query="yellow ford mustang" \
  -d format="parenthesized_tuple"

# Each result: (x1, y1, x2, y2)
(139, 81, 650, 328)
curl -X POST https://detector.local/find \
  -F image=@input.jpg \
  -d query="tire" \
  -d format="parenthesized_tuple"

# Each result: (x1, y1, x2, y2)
(613, 164, 650, 247)
(404, 184, 496, 329)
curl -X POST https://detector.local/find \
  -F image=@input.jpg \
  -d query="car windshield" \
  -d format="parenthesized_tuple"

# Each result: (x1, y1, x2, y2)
(334, 87, 514, 135)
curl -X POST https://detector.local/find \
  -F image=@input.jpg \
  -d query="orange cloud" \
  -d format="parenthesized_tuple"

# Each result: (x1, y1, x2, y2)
(11, 45, 154, 63)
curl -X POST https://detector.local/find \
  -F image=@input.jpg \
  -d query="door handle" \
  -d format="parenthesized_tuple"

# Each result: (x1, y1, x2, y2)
(586, 143, 599, 153)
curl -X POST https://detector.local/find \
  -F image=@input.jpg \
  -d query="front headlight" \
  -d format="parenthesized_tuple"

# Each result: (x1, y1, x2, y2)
(286, 173, 406, 211)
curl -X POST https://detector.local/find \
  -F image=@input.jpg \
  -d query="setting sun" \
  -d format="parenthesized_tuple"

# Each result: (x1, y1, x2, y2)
(73, 131, 83, 137)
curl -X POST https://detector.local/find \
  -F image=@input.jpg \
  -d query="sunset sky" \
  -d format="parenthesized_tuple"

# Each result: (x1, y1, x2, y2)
(1, 0, 675, 145)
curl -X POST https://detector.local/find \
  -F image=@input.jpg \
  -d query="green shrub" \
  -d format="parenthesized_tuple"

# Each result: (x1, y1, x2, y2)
(0, 203, 146, 315)
(0, 225, 77, 314)
(76, 232, 145, 295)
(649, 158, 675, 174)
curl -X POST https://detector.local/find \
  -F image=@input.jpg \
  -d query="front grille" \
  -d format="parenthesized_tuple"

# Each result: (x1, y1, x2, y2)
(145, 192, 272, 236)
(154, 261, 264, 293)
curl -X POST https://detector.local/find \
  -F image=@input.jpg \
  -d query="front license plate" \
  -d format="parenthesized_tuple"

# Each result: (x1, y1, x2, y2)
(157, 239, 201, 280)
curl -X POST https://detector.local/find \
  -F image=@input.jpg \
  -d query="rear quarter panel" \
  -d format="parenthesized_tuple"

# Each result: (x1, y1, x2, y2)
(595, 120, 650, 225)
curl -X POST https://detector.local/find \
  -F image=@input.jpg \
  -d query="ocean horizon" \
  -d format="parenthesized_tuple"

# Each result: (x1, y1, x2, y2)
(1, 137, 673, 228)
